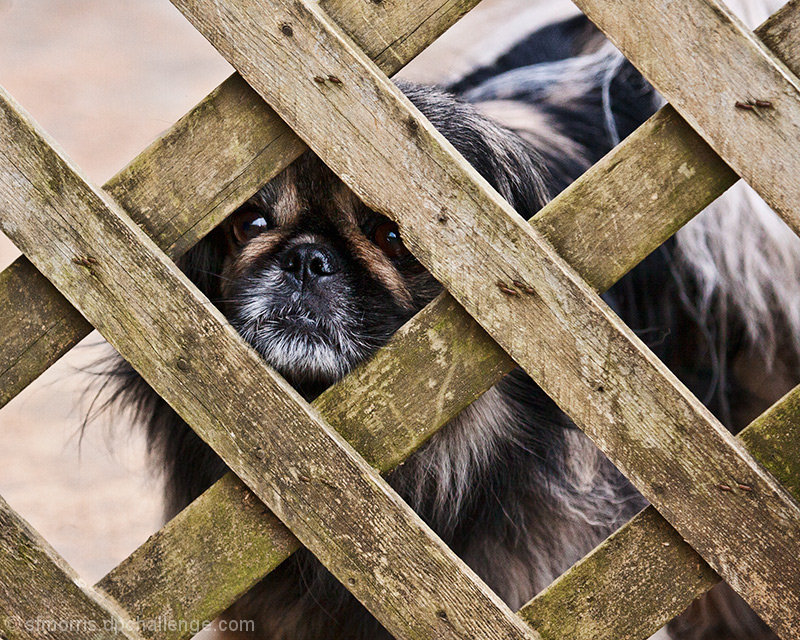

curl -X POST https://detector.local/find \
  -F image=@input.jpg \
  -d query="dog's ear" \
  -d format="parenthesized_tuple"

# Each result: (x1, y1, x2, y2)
(399, 81, 551, 221)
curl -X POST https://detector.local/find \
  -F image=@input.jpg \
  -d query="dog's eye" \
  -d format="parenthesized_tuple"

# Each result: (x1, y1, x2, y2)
(372, 221, 410, 259)
(232, 208, 270, 244)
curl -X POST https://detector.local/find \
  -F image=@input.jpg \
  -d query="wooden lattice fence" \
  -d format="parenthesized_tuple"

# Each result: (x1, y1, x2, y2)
(1, 0, 800, 639)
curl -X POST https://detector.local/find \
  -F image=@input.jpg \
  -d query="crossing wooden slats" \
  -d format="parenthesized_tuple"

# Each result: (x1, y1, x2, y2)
(2, 1, 800, 638)
(95, 377, 800, 640)
(86, 100, 747, 638)
(0, 38, 748, 640)
(530, 106, 735, 294)
(0, 495, 142, 640)
(570, 0, 800, 239)
(0, 0, 480, 410)
(167, 0, 800, 635)
(320, 0, 479, 72)
(0, 88, 538, 640)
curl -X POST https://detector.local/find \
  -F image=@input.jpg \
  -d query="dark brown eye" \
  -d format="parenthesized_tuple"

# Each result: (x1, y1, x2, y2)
(372, 220, 410, 259)
(232, 208, 270, 244)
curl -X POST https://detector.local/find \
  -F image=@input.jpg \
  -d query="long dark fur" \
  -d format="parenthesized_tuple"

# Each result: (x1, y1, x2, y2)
(99, 13, 792, 640)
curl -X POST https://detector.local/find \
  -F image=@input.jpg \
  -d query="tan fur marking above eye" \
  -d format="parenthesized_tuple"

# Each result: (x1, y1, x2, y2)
(272, 167, 304, 226)
(332, 186, 362, 227)
(339, 220, 413, 309)
(329, 186, 414, 308)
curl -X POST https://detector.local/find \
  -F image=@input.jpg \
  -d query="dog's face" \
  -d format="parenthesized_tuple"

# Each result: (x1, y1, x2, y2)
(218, 152, 441, 398)
(185, 83, 552, 399)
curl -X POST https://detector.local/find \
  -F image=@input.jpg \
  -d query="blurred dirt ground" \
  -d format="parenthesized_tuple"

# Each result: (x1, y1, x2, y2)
(0, 0, 573, 626)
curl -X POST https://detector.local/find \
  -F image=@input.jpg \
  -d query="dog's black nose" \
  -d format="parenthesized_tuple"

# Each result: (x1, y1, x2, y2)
(280, 243, 340, 285)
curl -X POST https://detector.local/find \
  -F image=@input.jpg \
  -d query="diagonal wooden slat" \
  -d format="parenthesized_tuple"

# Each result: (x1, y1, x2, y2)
(0, 87, 537, 640)
(0, 0, 481, 410)
(0, 495, 142, 640)
(572, 0, 800, 238)
(168, 0, 800, 635)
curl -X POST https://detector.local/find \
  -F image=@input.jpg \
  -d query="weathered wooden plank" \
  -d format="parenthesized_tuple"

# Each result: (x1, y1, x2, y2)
(758, 0, 800, 74)
(33, 6, 800, 636)
(0, 0, 481, 410)
(169, 0, 800, 635)
(0, 495, 141, 640)
(0, 88, 538, 640)
(570, 0, 800, 239)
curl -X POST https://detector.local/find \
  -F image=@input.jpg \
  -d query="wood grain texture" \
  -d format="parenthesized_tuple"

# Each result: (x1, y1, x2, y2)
(3, 1, 800, 637)
(571, 0, 800, 238)
(168, 0, 800, 634)
(0, 0, 480, 410)
(0, 495, 141, 640)
(0, 88, 538, 640)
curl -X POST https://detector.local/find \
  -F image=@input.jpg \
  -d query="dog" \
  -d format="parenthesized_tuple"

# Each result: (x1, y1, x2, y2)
(101, 7, 798, 639)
